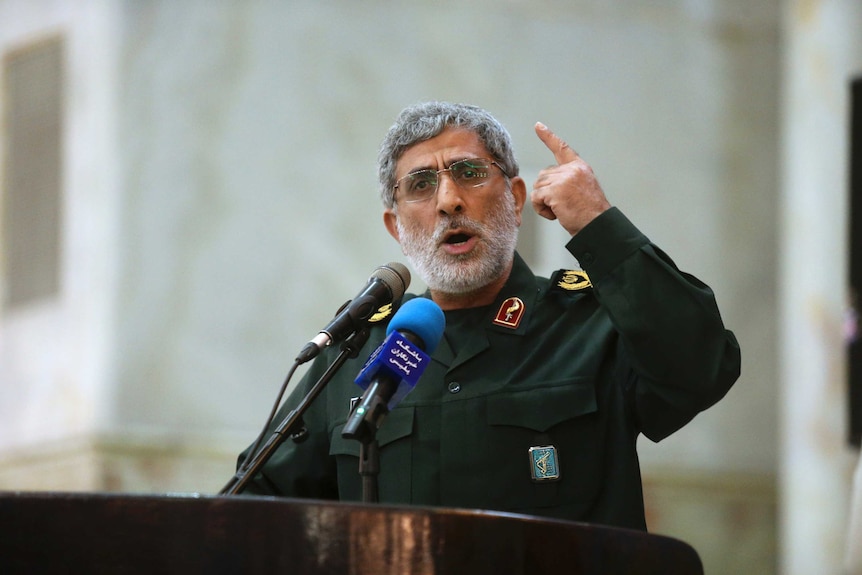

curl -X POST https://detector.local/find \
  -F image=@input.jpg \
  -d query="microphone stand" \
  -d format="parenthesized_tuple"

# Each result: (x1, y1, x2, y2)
(358, 433, 380, 503)
(220, 328, 371, 496)
(343, 388, 390, 503)
(342, 380, 391, 504)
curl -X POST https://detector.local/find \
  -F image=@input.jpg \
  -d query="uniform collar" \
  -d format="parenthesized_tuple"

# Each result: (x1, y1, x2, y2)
(425, 252, 538, 371)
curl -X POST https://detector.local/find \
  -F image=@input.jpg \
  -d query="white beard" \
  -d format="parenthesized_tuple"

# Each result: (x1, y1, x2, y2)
(396, 192, 520, 295)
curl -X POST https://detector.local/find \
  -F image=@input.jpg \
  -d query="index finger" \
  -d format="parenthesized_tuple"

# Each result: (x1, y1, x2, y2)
(535, 122, 579, 165)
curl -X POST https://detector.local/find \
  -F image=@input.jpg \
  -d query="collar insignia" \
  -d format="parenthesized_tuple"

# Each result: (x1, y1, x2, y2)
(368, 303, 393, 323)
(493, 296, 525, 329)
(552, 269, 592, 292)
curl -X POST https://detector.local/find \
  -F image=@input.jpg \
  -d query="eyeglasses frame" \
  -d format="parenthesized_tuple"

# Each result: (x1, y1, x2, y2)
(393, 158, 510, 204)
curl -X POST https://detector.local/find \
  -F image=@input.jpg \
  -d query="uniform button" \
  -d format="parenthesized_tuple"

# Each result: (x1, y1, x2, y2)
(447, 381, 461, 394)
(581, 252, 594, 265)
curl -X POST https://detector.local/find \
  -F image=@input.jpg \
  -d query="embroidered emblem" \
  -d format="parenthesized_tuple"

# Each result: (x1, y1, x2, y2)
(552, 269, 592, 292)
(529, 445, 561, 482)
(493, 296, 525, 329)
(368, 303, 394, 323)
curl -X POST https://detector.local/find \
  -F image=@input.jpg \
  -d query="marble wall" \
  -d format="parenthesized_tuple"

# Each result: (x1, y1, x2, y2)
(780, 2, 862, 573)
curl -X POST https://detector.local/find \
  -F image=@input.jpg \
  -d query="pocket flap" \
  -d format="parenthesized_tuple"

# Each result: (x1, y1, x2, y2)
(487, 380, 597, 432)
(329, 406, 415, 456)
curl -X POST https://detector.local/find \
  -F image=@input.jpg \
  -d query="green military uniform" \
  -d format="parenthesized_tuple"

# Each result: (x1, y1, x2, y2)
(239, 207, 741, 531)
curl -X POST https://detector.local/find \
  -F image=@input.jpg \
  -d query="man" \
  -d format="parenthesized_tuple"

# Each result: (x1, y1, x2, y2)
(237, 101, 741, 531)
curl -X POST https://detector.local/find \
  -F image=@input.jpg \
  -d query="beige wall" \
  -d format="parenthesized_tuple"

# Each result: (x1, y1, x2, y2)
(780, 2, 862, 573)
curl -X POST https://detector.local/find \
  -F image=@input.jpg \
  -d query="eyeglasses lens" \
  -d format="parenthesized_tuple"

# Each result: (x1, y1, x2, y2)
(399, 159, 492, 203)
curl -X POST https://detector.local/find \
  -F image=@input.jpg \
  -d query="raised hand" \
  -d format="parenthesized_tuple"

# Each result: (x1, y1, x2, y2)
(531, 122, 611, 236)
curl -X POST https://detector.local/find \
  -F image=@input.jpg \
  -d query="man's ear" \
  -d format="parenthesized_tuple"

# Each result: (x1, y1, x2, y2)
(510, 176, 527, 226)
(383, 209, 401, 243)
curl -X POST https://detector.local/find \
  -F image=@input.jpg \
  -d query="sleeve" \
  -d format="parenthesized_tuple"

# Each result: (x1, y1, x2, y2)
(565, 207, 742, 442)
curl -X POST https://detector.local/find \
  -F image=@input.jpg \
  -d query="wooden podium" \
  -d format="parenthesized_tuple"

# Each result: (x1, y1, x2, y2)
(0, 492, 703, 574)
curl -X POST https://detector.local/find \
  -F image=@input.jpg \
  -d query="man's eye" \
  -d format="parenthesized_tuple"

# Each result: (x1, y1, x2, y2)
(455, 161, 489, 181)
(409, 176, 434, 193)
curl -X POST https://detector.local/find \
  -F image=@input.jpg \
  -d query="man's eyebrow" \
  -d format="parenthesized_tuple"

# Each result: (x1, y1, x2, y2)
(403, 163, 436, 174)
(403, 156, 478, 175)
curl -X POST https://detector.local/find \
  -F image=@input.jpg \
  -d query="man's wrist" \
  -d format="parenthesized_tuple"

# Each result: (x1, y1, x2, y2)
(565, 207, 649, 282)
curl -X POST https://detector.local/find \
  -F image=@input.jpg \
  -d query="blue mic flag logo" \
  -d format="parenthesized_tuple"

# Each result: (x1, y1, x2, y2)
(354, 331, 431, 409)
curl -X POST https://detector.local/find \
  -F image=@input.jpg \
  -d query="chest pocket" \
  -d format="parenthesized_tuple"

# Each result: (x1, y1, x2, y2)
(448, 379, 602, 514)
(328, 407, 415, 502)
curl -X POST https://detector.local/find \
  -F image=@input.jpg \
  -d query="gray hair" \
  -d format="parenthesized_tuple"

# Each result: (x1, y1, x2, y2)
(377, 102, 520, 209)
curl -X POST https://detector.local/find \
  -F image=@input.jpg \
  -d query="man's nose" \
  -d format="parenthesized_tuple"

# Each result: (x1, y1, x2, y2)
(435, 172, 465, 214)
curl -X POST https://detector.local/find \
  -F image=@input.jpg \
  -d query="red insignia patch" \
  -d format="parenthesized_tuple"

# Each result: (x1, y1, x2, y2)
(493, 297, 525, 329)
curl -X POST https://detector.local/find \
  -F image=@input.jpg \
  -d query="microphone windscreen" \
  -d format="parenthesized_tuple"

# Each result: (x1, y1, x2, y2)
(386, 298, 446, 354)
(372, 262, 410, 301)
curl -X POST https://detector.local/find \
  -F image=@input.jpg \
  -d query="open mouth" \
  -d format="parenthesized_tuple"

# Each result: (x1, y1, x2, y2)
(444, 232, 473, 245)
(439, 229, 478, 255)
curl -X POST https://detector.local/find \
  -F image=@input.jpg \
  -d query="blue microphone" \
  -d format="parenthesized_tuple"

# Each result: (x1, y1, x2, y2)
(341, 298, 445, 442)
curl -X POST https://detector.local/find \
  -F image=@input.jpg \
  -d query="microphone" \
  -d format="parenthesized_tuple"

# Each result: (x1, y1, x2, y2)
(296, 262, 410, 364)
(341, 298, 445, 443)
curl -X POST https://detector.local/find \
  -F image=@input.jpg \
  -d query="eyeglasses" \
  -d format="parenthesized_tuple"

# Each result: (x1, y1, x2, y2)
(394, 158, 509, 204)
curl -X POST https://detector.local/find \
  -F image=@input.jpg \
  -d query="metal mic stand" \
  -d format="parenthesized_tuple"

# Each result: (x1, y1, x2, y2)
(342, 382, 391, 503)
(220, 328, 370, 496)
(358, 434, 380, 503)
(343, 389, 390, 503)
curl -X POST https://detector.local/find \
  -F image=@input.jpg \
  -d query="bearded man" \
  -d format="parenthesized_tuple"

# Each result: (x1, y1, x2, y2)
(236, 101, 741, 531)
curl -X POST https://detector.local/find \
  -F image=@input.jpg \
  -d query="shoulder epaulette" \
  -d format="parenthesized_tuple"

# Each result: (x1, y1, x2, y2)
(368, 303, 394, 323)
(549, 269, 592, 293)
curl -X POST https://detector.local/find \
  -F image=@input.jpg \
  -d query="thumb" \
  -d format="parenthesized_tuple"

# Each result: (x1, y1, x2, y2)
(535, 122, 579, 165)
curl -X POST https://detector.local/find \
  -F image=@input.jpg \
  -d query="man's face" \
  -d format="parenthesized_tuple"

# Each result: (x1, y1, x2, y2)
(383, 127, 526, 296)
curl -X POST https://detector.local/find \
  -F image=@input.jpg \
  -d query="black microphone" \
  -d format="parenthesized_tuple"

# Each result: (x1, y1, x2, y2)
(295, 262, 410, 364)
(341, 298, 445, 443)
